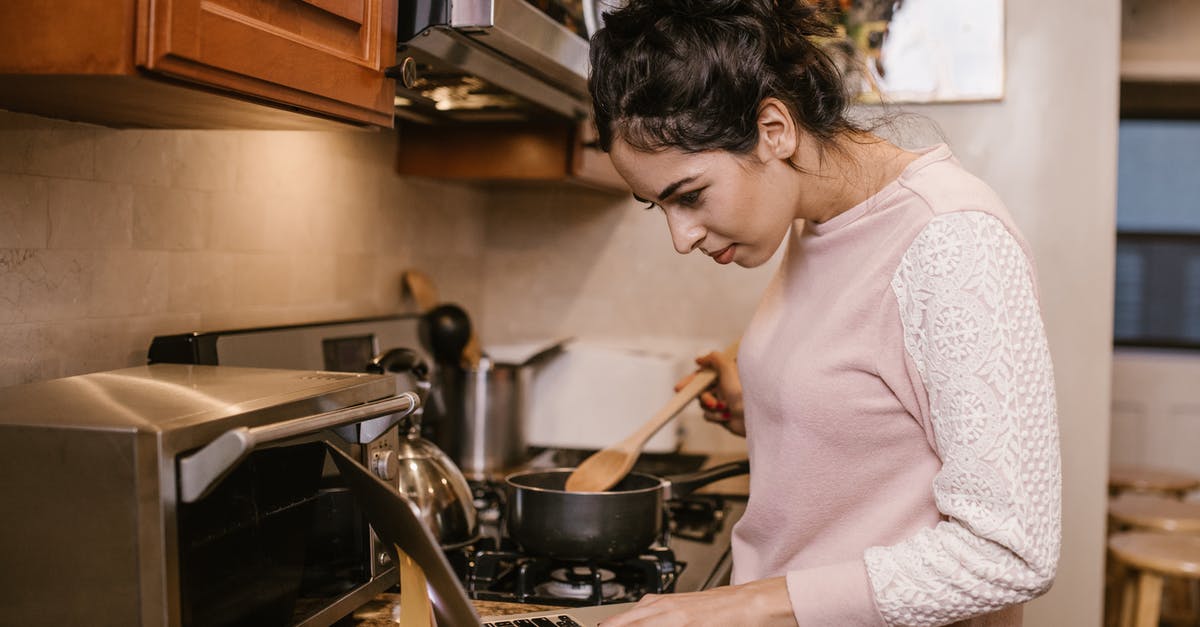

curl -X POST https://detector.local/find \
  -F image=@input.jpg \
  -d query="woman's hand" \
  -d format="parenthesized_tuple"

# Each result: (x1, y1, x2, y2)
(599, 577, 795, 626)
(676, 349, 745, 436)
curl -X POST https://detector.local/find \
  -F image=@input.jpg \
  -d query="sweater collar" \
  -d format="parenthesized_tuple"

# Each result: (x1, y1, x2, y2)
(804, 143, 952, 237)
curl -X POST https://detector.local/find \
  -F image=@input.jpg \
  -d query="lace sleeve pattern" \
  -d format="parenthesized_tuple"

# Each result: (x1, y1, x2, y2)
(866, 211, 1061, 626)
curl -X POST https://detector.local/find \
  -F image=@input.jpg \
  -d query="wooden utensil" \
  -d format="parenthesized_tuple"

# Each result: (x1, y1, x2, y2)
(403, 270, 483, 369)
(461, 331, 483, 369)
(402, 269, 439, 313)
(395, 546, 434, 627)
(564, 341, 739, 493)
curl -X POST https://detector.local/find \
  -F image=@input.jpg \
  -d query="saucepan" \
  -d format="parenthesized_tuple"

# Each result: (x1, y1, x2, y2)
(504, 460, 749, 560)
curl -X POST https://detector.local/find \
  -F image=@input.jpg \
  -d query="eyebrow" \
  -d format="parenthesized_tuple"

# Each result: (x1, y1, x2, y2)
(632, 176, 699, 205)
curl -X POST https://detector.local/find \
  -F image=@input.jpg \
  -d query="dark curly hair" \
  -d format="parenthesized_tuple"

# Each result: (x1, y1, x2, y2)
(588, 0, 862, 158)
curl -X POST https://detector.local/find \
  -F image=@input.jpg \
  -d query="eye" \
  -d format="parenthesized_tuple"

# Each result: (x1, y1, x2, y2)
(677, 188, 704, 207)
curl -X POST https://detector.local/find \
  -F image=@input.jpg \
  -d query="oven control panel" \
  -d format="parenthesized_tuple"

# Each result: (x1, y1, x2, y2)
(364, 425, 402, 576)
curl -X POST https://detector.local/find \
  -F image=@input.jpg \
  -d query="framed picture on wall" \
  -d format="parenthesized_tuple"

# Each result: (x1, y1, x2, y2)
(823, 0, 1006, 103)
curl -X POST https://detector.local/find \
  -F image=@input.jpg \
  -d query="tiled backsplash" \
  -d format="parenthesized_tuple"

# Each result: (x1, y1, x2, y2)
(0, 110, 758, 453)
(0, 111, 487, 386)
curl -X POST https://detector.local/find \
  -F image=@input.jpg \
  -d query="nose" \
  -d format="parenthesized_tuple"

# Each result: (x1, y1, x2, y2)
(665, 209, 705, 255)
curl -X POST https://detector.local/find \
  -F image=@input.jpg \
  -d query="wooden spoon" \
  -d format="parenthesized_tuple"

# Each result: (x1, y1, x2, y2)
(403, 270, 482, 369)
(461, 331, 483, 369)
(395, 546, 434, 627)
(564, 341, 739, 493)
(401, 269, 439, 313)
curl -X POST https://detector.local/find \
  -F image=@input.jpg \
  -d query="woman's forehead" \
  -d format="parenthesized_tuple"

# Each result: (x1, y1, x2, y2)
(611, 139, 719, 192)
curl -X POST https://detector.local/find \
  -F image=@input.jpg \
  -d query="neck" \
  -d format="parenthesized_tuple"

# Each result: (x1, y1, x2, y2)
(792, 134, 916, 224)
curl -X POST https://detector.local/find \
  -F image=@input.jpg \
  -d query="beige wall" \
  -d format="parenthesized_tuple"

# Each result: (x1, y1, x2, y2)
(0, 111, 488, 386)
(479, 0, 1120, 624)
(1111, 349, 1200, 483)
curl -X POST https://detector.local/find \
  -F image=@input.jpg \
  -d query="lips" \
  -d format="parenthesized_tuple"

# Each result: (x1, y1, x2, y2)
(710, 244, 736, 265)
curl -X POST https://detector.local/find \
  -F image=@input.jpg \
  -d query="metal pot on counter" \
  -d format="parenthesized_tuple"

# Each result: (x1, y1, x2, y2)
(420, 304, 564, 480)
(504, 460, 751, 560)
(454, 344, 564, 479)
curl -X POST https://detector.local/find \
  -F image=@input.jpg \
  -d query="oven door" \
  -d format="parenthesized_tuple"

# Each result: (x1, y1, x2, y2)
(177, 441, 375, 626)
(174, 394, 419, 626)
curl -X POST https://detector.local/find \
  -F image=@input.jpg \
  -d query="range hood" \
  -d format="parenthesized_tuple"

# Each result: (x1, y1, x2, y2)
(395, 0, 593, 122)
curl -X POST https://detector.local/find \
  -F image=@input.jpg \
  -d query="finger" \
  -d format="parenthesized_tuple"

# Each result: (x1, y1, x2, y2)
(698, 350, 737, 382)
(699, 391, 720, 409)
(598, 595, 662, 626)
(673, 371, 697, 393)
(703, 408, 732, 423)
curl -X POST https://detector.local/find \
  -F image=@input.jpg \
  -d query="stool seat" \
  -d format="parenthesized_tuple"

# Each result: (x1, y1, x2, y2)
(1109, 494, 1200, 533)
(1109, 532, 1200, 578)
(1110, 465, 1200, 497)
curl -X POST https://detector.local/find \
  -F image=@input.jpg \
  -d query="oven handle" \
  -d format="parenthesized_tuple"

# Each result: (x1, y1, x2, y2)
(178, 392, 420, 503)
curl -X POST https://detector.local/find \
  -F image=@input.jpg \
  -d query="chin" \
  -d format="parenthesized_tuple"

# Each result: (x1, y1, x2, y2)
(735, 253, 769, 269)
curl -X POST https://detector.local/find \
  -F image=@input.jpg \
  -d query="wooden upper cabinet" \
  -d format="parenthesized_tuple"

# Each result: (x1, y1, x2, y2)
(0, 0, 397, 129)
(394, 120, 628, 193)
(141, 0, 397, 127)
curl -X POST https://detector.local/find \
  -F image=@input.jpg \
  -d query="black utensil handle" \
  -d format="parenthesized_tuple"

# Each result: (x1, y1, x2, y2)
(665, 459, 750, 499)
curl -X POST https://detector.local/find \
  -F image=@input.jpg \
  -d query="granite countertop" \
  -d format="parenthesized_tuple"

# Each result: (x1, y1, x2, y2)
(351, 592, 564, 625)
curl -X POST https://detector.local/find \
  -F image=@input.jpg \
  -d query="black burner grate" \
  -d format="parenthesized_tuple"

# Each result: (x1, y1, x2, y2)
(455, 544, 683, 607)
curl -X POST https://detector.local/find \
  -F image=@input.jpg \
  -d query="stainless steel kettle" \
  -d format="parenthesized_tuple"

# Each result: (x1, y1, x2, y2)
(368, 348, 477, 546)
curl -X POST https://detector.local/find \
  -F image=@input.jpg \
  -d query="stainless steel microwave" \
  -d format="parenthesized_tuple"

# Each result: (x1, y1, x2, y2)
(0, 364, 420, 627)
(394, 0, 592, 122)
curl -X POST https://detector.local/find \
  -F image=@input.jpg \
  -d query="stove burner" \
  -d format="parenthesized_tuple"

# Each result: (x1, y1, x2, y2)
(455, 543, 682, 607)
(536, 567, 626, 600)
(554, 566, 615, 585)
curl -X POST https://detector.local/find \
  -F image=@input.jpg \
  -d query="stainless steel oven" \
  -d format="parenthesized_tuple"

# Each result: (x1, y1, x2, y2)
(0, 364, 420, 627)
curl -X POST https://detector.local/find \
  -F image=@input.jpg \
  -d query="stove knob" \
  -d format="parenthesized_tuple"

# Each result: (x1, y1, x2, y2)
(371, 450, 397, 481)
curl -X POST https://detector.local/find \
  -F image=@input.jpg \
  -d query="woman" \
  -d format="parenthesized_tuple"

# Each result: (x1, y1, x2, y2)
(588, 1, 1062, 626)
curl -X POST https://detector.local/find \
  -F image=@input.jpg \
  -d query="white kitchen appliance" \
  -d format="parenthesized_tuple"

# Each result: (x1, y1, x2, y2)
(516, 339, 692, 453)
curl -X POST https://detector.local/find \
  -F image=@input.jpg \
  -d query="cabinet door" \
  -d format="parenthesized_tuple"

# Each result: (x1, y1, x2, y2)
(141, 0, 397, 127)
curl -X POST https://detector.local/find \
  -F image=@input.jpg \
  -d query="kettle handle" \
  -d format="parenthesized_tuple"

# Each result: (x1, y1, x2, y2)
(368, 348, 429, 380)
(368, 348, 432, 439)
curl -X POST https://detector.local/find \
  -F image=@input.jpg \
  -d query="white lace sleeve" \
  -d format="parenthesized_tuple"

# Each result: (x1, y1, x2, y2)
(866, 211, 1062, 626)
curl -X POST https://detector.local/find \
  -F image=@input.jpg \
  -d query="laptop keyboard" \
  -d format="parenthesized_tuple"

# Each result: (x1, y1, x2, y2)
(481, 616, 583, 627)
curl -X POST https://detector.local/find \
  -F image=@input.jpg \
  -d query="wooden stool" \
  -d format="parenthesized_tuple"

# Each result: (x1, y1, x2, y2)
(1109, 465, 1200, 499)
(1107, 494, 1200, 625)
(1109, 493, 1200, 534)
(1108, 532, 1200, 627)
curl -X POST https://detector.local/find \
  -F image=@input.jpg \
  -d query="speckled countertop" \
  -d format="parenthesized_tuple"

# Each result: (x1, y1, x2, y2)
(350, 592, 564, 625)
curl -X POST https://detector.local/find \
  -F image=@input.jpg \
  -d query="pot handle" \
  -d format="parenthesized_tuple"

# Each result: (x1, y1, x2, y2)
(664, 459, 750, 500)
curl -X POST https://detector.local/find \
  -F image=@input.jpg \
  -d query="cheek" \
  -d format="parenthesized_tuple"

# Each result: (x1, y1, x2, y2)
(734, 189, 783, 236)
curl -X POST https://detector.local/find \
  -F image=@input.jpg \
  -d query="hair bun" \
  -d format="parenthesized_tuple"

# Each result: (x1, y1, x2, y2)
(589, 0, 857, 154)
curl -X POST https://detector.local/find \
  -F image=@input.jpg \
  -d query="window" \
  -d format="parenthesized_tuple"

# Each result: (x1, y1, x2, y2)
(1114, 119, 1200, 348)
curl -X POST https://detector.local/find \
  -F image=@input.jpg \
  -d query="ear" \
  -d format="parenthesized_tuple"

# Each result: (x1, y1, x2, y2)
(754, 98, 799, 164)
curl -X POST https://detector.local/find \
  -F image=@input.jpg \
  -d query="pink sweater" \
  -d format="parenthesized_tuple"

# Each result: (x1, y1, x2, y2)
(731, 145, 1061, 627)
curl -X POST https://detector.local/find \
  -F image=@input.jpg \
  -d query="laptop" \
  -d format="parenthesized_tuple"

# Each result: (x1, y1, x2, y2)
(327, 443, 636, 626)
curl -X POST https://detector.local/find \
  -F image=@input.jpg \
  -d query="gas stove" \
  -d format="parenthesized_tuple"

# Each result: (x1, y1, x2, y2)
(449, 539, 681, 606)
(445, 448, 747, 606)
